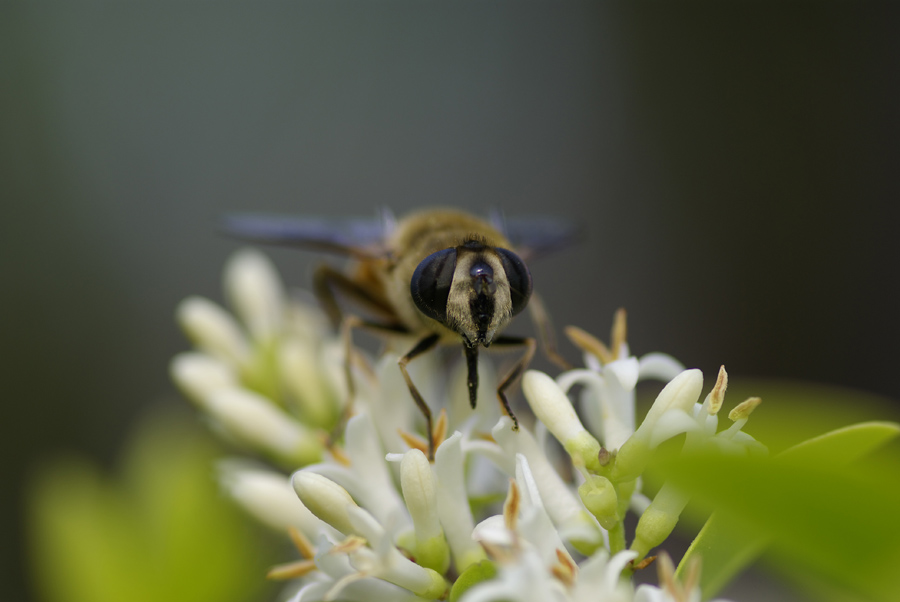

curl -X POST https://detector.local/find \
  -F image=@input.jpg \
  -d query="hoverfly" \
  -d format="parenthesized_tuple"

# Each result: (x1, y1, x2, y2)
(223, 208, 573, 458)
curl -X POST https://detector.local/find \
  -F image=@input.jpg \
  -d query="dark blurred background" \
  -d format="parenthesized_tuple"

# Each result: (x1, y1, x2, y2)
(2, 3, 898, 601)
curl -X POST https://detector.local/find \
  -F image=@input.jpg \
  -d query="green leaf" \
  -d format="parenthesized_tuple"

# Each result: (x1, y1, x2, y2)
(27, 407, 278, 602)
(668, 421, 900, 601)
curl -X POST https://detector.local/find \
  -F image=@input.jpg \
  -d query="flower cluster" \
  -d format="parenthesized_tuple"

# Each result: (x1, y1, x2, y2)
(172, 250, 765, 602)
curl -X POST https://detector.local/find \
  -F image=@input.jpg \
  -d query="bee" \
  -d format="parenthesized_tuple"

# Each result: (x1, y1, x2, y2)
(223, 208, 573, 458)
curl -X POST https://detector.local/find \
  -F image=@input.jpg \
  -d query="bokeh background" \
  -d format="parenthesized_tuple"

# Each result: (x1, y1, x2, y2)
(3, 3, 898, 601)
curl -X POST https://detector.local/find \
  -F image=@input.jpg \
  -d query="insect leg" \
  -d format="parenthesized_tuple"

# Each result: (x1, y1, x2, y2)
(463, 344, 479, 409)
(398, 333, 442, 460)
(329, 316, 411, 446)
(312, 263, 398, 328)
(527, 291, 573, 371)
(489, 335, 538, 431)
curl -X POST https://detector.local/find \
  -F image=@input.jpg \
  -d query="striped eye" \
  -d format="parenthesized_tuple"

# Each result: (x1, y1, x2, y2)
(496, 248, 532, 316)
(410, 248, 458, 324)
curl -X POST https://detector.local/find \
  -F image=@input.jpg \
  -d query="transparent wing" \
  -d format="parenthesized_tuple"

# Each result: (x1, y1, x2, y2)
(490, 212, 580, 261)
(220, 212, 394, 259)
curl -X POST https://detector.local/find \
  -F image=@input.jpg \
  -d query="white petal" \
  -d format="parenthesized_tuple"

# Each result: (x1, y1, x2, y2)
(401, 448, 442, 540)
(169, 352, 237, 407)
(605, 357, 640, 392)
(637, 353, 686, 382)
(514, 454, 572, 568)
(641, 369, 703, 433)
(573, 549, 637, 601)
(331, 578, 431, 602)
(291, 471, 358, 535)
(523, 370, 587, 445)
(278, 338, 340, 428)
(176, 296, 249, 367)
(224, 248, 285, 342)
(634, 584, 668, 602)
(434, 433, 486, 571)
(558, 368, 634, 451)
(369, 352, 417, 453)
(344, 413, 410, 533)
(217, 462, 326, 537)
(491, 420, 600, 548)
(471, 514, 513, 546)
(649, 409, 699, 448)
(460, 550, 564, 602)
(205, 388, 317, 461)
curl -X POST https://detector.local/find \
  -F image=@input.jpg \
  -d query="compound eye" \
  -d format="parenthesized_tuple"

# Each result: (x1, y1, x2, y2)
(496, 248, 532, 316)
(410, 248, 458, 324)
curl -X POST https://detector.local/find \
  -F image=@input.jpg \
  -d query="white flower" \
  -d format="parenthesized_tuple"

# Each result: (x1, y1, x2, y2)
(490, 416, 605, 553)
(558, 316, 685, 453)
(631, 367, 766, 560)
(292, 472, 447, 599)
(634, 554, 735, 602)
(172, 248, 349, 465)
(463, 455, 636, 602)
(303, 412, 412, 538)
(400, 448, 450, 573)
(433, 432, 487, 571)
(172, 252, 759, 602)
(218, 461, 332, 539)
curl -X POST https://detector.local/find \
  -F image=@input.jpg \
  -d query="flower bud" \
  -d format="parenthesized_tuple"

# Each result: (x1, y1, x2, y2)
(292, 471, 358, 535)
(401, 449, 450, 573)
(523, 370, 602, 473)
(176, 296, 248, 367)
(578, 475, 618, 530)
(223, 248, 284, 342)
(207, 388, 321, 465)
(631, 482, 690, 561)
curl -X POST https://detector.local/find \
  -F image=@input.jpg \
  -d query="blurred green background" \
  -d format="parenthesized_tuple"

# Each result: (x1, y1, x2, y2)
(2, 3, 898, 601)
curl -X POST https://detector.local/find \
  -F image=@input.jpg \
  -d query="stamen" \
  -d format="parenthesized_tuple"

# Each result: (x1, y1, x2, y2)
(288, 526, 316, 559)
(432, 409, 449, 452)
(708, 365, 728, 415)
(632, 556, 656, 571)
(656, 552, 679, 599)
(325, 572, 367, 601)
(564, 326, 613, 365)
(332, 535, 367, 554)
(328, 441, 352, 467)
(551, 548, 578, 587)
(266, 558, 318, 580)
(398, 429, 429, 455)
(682, 556, 702, 596)
(503, 479, 520, 533)
(729, 397, 762, 421)
(610, 308, 627, 360)
(479, 540, 516, 563)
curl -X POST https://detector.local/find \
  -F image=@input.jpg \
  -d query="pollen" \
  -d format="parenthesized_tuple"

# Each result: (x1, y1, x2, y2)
(551, 548, 578, 587)
(564, 308, 629, 365)
(729, 396, 762, 421)
(708, 365, 728, 415)
(332, 535, 368, 554)
(398, 429, 429, 456)
(565, 325, 614, 365)
(610, 308, 627, 359)
(502, 479, 521, 533)
(288, 526, 316, 559)
(266, 558, 318, 580)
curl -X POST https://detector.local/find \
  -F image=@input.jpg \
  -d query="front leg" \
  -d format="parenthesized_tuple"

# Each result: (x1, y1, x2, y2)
(488, 335, 538, 431)
(398, 333, 442, 460)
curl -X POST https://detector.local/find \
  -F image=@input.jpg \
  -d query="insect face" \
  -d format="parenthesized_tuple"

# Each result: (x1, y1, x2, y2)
(410, 240, 533, 349)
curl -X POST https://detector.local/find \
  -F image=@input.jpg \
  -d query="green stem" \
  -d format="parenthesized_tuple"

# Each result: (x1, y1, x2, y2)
(608, 520, 626, 554)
